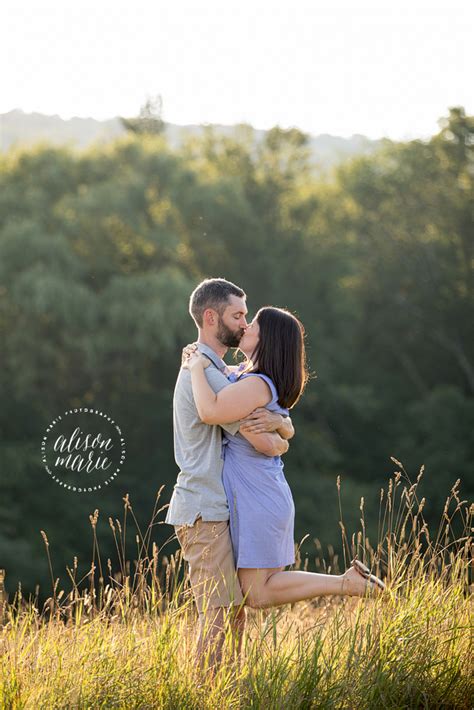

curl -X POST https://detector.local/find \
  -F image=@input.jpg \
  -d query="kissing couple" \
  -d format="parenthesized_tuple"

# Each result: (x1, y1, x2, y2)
(165, 278, 385, 668)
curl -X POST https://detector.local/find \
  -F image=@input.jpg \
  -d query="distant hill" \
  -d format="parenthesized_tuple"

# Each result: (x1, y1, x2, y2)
(0, 109, 385, 170)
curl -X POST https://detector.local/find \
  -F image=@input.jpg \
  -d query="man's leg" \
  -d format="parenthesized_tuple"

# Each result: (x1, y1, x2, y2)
(196, 604, 246, 674)
(175, 518, 246, 671)
(229, 604, 246, 675)
(230, 604, 246, 659)
(196, 606, 226, 671)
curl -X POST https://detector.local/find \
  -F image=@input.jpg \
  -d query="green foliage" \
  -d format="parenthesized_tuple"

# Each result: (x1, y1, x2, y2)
(0, 108, 472, 600)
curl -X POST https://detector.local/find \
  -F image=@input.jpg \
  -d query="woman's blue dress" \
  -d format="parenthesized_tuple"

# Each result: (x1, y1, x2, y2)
(222, 371, 296, 569)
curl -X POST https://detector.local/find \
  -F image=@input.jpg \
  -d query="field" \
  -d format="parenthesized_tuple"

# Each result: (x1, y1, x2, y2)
(0, 461, 472, 709)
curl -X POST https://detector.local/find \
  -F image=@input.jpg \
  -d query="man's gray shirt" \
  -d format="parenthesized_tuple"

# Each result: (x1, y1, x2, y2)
(165, 343, 240, 526)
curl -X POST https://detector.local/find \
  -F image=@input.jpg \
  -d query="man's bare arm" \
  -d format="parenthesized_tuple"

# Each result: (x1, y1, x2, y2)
(239, 409, 295, 440)
(276, 416, 294, 440)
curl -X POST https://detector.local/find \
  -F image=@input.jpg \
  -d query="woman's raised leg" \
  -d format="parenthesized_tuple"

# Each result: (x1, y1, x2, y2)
(239, 564, 383, 609)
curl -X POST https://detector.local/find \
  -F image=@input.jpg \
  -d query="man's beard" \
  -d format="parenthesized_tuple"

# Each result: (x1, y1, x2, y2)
(216, 317, 244, 348)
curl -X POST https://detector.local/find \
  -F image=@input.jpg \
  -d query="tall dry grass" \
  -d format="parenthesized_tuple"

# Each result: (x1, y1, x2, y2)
(0, 459, 472, 709)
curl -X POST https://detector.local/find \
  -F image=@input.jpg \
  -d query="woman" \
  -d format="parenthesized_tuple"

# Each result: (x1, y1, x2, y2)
(183, 306, 385, 608)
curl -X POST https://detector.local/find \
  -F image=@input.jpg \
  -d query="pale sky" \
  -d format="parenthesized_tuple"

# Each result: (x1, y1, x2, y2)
(2, 0, 472, 140)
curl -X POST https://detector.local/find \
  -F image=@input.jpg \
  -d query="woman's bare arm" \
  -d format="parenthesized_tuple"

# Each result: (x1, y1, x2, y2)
(239, 428, 289, 456)
(185, 353, 272, 424)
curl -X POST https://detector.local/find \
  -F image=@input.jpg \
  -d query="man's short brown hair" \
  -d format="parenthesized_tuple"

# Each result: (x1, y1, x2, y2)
(189, 278, 246, 327)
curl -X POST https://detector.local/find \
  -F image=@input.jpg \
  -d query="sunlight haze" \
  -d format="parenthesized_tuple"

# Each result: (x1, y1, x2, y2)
(2, 0, 472, 140)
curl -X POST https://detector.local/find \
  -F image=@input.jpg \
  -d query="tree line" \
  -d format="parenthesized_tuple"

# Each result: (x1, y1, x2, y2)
(0, 107, 472, 598)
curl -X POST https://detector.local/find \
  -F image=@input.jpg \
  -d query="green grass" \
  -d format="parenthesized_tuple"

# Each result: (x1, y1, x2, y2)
(0, 461, 472, 709)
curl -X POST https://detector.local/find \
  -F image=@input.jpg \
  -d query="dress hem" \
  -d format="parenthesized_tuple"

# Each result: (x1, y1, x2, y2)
(236, 559, 295, 569)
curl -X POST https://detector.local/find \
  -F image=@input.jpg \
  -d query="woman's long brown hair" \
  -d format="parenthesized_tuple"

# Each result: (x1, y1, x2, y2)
(243, 306, 309, 409)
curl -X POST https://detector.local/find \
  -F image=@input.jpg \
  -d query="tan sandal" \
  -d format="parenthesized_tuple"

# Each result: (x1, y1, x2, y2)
(351, 558, 386, 591)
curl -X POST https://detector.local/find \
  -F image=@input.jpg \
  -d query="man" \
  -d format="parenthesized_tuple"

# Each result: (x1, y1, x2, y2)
(165, 277, 294, 670)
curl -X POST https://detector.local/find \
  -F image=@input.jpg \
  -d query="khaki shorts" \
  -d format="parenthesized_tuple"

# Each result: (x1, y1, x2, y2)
(175, 517, 244, 616)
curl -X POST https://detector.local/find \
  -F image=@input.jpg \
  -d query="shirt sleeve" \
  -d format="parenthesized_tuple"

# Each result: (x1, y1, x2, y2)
(205, 366, 241, 436)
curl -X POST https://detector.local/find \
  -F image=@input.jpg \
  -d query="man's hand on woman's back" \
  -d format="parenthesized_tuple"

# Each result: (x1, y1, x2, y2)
(239, 428, 290, 457)
(240, 408, 295, 439)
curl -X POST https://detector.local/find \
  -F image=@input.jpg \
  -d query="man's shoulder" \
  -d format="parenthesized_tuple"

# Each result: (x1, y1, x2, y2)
(174, 362, 232, 403)
(174, 367, 192, 401)
(205, 364, 233, 391)
(175, 362, 223, 380)
(175, 366, 191, 383)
